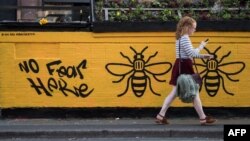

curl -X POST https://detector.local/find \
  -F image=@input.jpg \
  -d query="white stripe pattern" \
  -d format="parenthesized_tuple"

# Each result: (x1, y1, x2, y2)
(176, 34, 202, 59)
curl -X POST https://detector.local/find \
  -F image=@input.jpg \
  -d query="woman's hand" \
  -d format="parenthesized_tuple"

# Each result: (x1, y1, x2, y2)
(198, 40, 208, 51)
(203, 54, 214, 59)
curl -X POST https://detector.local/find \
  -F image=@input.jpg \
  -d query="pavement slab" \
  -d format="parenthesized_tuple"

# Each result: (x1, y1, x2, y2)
(1, 117, 249, 139)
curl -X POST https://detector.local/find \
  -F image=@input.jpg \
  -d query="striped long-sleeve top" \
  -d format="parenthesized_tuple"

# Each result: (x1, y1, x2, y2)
(176, 34, 203, 59)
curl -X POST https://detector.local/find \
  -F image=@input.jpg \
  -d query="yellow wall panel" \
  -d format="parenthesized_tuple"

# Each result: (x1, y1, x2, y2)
(0, 31, 249, 108)
(15, 43, 60, 59)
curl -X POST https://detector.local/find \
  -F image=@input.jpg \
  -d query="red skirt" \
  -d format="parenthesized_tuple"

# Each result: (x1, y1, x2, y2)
(169, 58, 195, 86)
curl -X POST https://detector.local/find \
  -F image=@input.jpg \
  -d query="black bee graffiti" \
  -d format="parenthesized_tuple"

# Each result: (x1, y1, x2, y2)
(195, 46, 245, 97)
(105, 46, 172, 97)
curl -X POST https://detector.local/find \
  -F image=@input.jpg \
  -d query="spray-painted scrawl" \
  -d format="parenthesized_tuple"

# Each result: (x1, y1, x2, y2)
(106, 46, 172, 97)
(195, 46, 246, 97)
(18, 59, 94, 97)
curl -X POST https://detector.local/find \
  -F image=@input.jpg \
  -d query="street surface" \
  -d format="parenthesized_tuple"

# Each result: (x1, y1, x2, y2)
(0, 117, 249, 141)
(0, 137, 223, 141)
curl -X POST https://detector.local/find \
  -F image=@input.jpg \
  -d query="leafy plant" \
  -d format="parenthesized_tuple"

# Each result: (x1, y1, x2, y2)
(95, 0, 250, 22)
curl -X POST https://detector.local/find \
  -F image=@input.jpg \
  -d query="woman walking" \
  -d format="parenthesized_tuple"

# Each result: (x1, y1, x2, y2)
(155, 16, 217, 125)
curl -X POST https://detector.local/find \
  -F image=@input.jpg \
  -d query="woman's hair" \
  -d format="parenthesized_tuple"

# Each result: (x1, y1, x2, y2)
(175, 16, 196, 40)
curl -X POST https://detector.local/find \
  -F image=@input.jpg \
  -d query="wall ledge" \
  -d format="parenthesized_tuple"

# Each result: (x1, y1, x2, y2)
(1, 20, 249, 32)
(92, 20, 250, 33)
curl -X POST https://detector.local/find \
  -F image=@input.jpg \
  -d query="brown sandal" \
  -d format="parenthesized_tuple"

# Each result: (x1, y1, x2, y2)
(200, 116, 217, 125)
(155, 114, 169, 124)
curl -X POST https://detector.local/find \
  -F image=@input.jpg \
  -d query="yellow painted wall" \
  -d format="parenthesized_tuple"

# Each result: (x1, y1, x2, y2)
(0, 31, 249, 108)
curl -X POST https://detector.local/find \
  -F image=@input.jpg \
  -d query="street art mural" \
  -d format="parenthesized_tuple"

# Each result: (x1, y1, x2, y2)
(106, 46, 172, 97)
(195, 46, 246, 97)
(106, 46, 246, 98)
(18, 59, 94, 98)
(0, 31, 249, 107)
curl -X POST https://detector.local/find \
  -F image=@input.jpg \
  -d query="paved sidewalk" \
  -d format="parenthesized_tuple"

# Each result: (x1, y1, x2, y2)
(0, 117, 249, 139)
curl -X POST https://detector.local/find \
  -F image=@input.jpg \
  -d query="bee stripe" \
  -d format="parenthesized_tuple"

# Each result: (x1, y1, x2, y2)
(133, 83, 146, 87)
(134, 87, 145, 91)
(208, 61, 217, 70)
(208, 90, 217, 93)
(135, 61, 144, 70)
(134, 72, 145, 76)
(206, 83, 219, 86)
(207, 76, 218, 79)
(133, 76, 146, 80)
(207, 79, 218, 82)
(207, 88, 218, 92)
(208, 62, 212, 69)
(134, 91, 144, 96)
(136, 62, 139, 69)
(133, 79, 145, 83)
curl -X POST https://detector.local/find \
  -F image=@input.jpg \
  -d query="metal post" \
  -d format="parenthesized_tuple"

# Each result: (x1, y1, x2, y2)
(90, 0, 95, 22)
(104, 8, 108, 21)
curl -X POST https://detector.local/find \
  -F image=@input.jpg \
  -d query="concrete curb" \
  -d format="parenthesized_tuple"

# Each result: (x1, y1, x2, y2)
(0, 123, 223, 139)
(0, 130, 223, 139)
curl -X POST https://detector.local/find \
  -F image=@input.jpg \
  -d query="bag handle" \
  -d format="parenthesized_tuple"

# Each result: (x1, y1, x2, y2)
(178, 39, 182, 75)
(178, 37, 199, 75)
(193, 58, 199, 74)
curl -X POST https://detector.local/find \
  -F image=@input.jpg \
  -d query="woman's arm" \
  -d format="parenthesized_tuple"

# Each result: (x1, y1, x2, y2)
(181, 35, 203, 58)
(181, 36, 213, 59)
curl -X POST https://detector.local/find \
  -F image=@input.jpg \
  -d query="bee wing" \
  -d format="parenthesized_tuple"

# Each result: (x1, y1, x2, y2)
(105, 63, 133, 76)
(218, 62, 245, 82)
(145, 62, 172, 75)
(218, 62, 245, 75)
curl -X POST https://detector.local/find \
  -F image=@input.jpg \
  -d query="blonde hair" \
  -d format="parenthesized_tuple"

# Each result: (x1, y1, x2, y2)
(175, 16, 196, 40)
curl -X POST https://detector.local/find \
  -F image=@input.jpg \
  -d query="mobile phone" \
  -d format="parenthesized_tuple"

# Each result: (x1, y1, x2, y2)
(205, 38, 209, 42)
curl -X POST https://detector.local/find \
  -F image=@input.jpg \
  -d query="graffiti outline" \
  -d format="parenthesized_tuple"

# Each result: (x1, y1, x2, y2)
(195, 46, 245, 97)
(106, 46, 172, 97)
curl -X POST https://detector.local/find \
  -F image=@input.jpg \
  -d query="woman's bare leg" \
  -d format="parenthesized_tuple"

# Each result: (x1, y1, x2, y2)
(193, 93, 206, 119)
(157, 86, 177, 118)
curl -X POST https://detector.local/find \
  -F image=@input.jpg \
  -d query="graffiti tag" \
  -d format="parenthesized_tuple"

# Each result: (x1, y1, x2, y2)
(19, 59, 94, 98)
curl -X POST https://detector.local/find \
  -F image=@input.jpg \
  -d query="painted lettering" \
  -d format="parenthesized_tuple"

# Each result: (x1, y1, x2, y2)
(19, 59, 39, 73)
(19, 59, 93, 98)
(46, 60, 86, 79)
(27, 77, 93, 97)
(27, 77, 52, 96)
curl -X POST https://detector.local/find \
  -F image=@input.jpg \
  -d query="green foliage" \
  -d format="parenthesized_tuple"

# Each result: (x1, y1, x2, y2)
(95, 0, 250, 22)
